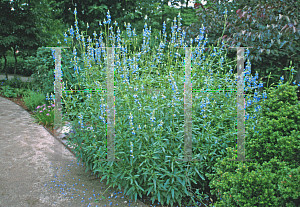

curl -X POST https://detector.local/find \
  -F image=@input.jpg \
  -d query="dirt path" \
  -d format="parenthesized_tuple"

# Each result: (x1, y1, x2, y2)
(0, 96, 152, 207)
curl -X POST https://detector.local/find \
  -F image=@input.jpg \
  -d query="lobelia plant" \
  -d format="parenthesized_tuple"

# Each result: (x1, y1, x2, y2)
(52, 6, 271, 206)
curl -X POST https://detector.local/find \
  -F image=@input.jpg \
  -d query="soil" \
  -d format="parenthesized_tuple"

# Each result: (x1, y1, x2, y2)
(0, 91, 217, 207)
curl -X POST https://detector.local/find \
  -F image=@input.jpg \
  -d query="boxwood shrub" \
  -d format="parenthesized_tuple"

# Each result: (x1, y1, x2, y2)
(207, 81, 300, 206)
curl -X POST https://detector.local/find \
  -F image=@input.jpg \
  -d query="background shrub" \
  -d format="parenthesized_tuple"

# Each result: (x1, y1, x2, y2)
(21, 45, 86, 98)
(184, 0, 300, 94)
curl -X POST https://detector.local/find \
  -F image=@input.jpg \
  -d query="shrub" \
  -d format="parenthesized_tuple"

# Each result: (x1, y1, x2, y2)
(208, 154, 300, 206)
(183, 0, 300, 92)
(207, 73, 300, 206)
(0, 76, 23, 89)
(246, 76, 300, 168)
(22, 47, 56, 95)
(22, 44, 86, 104)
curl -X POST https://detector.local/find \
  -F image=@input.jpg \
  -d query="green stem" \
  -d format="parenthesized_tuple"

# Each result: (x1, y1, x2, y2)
(94, 183, 113, 202)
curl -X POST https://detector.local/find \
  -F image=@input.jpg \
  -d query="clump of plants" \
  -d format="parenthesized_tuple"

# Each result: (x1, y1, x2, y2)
(0, 78, 32, 98)
(247, 72, 300, 169)
(207, 68, 300, 206)
(22, 89, 51, 112)
(50, 7, 270, 206)
(31, 103, 56, 130)
(22, 46, 81, 98)
(0, 85, 17, 98)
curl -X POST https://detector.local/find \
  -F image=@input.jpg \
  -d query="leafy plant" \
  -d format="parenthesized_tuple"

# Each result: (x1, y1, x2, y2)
(19, 81, 33, 91)
(22, 47, 56, 96)
(31, 103, 56, 130)
(0, 85, 17, 98)
(183, 0, 300, 92)
(21, 89, 50, 112)
(246, 72, 300, 168)
(0, 76, 24, 89)
(51, 7, 270, 206)
(207, 68, 300, 206)
(13, 88, 29, 97)
(22, 45, 82, 101)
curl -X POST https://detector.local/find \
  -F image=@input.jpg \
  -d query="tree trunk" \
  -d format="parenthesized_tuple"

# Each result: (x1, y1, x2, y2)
(13, 47, 18, 77)
(3, 52, 8, 80)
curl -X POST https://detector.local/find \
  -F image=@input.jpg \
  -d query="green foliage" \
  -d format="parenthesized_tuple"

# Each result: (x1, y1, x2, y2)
(182, 0, 300, 90)
(246, 78, 300, 168)
(0, 84, 30, 98)
(207, 155, 300, 206)
(30, 0, 71, 49)
(46, 0, 145, 44)
(21, 89, 49, 112)
(22, 47, 56, 96)
(0, 59, 30, 76)
(207, 78, 300, 206)
(0, 0, 45, 57)
(179, 7, 200, 28)
(131, 0, 201, 44)
(22, 45, 83, 101)
(0, 0, 66, 78)
(0, 77, 32, 97)
(1, 76, 24, 89)
(0, 85, 17, 98)
(31, 103, 55, 130)
(53, 7, 270, 206)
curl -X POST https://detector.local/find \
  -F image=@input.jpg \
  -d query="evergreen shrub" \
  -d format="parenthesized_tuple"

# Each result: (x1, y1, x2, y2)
(207, 75, 300, 206)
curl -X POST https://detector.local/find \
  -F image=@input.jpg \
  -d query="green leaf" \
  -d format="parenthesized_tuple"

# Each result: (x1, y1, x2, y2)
(279, 40, 288, 48)
(171, 187, 174, 199)
(288, 45, 295, 53)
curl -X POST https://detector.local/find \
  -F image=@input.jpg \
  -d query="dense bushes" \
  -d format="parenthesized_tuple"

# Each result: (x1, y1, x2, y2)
(207, 80, 300, 206)
(247, 78, 300, 169)
(21, 45, 85, 97)
(183, 0, 300, 92)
